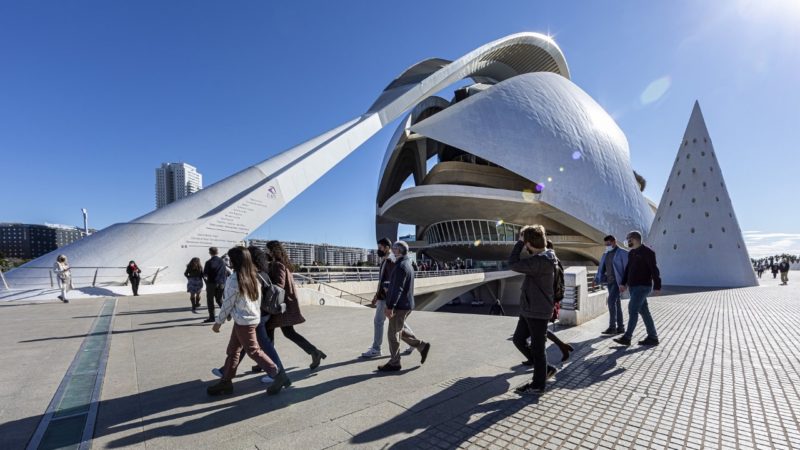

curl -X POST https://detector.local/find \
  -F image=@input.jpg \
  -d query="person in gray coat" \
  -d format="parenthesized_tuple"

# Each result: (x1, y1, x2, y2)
(509, 225, 557, 395)
(594, 235, 629, 335)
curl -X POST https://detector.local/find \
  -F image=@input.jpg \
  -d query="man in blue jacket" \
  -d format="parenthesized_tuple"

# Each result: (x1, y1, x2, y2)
(594, 235, 629, 335)
(377, 241, 431, 372)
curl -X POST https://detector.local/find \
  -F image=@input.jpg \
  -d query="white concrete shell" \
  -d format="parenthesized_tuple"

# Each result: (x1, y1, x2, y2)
(648, 102, 757, 287)
(385, 72, 654, 245)
(3, 32, 571, 291)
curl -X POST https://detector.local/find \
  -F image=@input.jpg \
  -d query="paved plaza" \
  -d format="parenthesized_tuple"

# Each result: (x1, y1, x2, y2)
(1, 273, 799, 449)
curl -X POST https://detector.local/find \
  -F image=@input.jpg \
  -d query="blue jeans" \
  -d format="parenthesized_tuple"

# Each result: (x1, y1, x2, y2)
(238, 315, 284, 371)
(606, 282, 624, 329)
(624, 286, 658, 340)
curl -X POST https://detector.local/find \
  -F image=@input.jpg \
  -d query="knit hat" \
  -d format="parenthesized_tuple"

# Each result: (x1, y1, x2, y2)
(392, 241, 409, 255)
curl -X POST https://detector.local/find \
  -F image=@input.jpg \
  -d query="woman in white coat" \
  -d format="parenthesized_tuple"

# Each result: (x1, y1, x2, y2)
(53, 254, 72, 303)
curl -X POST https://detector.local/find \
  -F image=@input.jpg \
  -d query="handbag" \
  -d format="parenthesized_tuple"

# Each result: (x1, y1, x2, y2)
(257, 272, 286, 315)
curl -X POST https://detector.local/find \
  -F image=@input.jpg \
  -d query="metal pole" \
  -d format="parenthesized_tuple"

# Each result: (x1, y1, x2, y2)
(0, 269, 9, 290)
(152, 267, 162, 285)
(92, 268, 99, 287)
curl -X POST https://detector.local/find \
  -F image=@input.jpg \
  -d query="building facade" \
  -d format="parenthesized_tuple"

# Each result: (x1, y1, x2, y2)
(248, 239, 370, 266)
(156, 163, 203, 209)
(0, 223, 92, 259)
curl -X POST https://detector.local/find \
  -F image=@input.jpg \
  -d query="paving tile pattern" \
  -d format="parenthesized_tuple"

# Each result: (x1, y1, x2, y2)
(397, 280, 800, 449)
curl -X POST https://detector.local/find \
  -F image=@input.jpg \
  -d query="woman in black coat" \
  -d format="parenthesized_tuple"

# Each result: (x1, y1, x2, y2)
(265, 240, 327, 370)
(126, 260, 141, 296)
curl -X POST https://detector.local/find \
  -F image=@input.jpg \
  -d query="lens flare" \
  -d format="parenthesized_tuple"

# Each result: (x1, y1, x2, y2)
(640, 76, 671, 105)
(474, 239, 482, 247)
(496, 220, 504, 226)
(547, 176, 553, 182)
(559, 166, 564, 172)
(572, 151, 582, 160)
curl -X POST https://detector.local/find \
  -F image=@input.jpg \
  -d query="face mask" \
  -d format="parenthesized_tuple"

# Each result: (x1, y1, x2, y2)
(377, 249, 386, 258)
(388, 253, 397, 262)
(605, 245, 613, 253)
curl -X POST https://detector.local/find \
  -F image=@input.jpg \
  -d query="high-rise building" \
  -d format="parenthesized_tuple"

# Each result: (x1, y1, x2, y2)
(247, 239, 371, 266)
(156, 163, 203, 209)
(0, 223, 94, 259)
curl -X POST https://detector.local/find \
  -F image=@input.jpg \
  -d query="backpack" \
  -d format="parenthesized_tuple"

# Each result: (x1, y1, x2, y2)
(553, 259, 565, 303)
(257, 271, 286, 315)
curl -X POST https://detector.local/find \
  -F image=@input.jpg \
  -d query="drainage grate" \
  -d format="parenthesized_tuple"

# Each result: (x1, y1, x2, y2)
(27, 298, 117, 450)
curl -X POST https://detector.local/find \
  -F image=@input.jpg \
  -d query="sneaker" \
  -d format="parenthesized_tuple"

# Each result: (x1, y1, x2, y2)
(377, 363, 401, 372)
(613, 336, 632, 346)
(361, 348, 382, 358)
(206, 380, 233, 396)
(638, 337, 660, 346)
(402, 346, 414, 355)
(251, 365, 263, 373)
(514, 383, 545, 395)
(260, 375, 275, 384)
(616, 327, 626, 334)
(419, 343, 431, 365)
(211, 367, 223, 378)
(202, 318, 215, 323)
(601, 327, 617, 335)
(521, 360, 534, 367)
(266, 369, 291, 395)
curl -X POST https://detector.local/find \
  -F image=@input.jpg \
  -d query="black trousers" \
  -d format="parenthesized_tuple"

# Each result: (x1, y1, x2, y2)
(267, 326, 318, 355)
(512, 316, 549, 388)
(206, 283, 223, 319)
(129, 277, 140, 295)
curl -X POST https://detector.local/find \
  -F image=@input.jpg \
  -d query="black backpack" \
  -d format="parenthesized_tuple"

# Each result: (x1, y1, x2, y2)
(257, 270, 286, 315)
(553, 259, 565, 303)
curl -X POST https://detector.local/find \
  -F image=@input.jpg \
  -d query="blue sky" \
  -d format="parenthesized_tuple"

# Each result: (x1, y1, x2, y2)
(2, 1, 798, 257)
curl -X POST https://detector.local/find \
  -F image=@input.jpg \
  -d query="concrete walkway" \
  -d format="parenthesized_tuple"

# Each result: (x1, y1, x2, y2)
(2, 272, 799, 449)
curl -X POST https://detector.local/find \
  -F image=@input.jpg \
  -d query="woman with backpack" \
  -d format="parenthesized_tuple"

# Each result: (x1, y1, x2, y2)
(184, 257, 204, 313)
(207, 246, 290, 396)
(265, 240, 327, 370)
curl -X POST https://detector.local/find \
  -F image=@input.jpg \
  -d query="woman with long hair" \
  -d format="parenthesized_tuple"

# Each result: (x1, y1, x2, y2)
(184, 257, 204, 313)
(53, 254, 72, 303)
(265, 240, 327, 370)
(207, 246, 290, 396)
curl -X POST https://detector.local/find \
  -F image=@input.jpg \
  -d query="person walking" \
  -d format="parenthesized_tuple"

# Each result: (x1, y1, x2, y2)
(779, 259, 790, 285)
(377, 241, 430, 372)
(594, 235, 629, 335)
(544, 240, 574, 362)
(771, 263, 779, 279)
(265, 240, 327, 370)
(757, 264, 764, 279)
(126, 260, 141, 296)
(361, 238, 415, 359)
(184, 257, 204, 313)
(206, 246, 289, 396)
(614, 231, 661, 347)
(509, 225, 558, 395)
(203, 247, 227, 323)
(53, 254, 72, 303)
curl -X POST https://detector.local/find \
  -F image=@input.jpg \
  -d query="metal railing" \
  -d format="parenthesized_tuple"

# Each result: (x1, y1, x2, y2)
(0, 266, 168, 290)
(295, 266, 490, 284)
(292, 272, 374, 305)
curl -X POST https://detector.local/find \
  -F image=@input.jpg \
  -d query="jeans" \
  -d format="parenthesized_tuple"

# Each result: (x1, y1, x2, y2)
(267, 326, 318, 355)
(606, 282, 624, 329)
(387, 310, 423, 365)
(222, 324, 278, 381)
(371, 300, 413, 351)
(238, 316, 283, 371)
(512, 316, 550, 387)
(624, 286, 658, 340)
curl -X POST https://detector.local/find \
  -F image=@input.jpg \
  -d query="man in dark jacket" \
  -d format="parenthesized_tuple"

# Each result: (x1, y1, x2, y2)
(378, 241, 430, 372)
(779, 259, 790, 285)
(614, 231, 661, 346)
(509, 225, 557, 395)
(202, 247, 228, 323)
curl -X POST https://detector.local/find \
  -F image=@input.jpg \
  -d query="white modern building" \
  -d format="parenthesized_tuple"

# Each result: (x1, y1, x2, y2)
(156, 162, 203, 209)
(314, 244, 369, 266)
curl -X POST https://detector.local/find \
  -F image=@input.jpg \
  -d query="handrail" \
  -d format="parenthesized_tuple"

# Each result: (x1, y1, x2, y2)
(293, 273, 374, 305)
(1, 265, 169, 289)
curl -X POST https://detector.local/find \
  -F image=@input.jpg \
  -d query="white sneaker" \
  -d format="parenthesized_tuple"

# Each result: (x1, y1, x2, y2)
(402, 347, 414, 355)
(361, 348, 381, 358)
(211, 368, 223, 378)
(260, 375, 274, 384)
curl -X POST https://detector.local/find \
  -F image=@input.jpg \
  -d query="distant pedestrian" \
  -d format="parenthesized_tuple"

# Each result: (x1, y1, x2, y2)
(206, 246, 288, 396)
(361, 238, 415, 359)
(377, 241, 430, 372)
(757, 264, 764, 279)
(184, 257, 204, 312)
(265, 240, 327, 370)
(126, 260, 141, 296)
(509, 225, 558, 395)
(779, 259, 790, 285)
(772, 263, 779, 279)
(594, 235, 629, 335)
(53, 254, 72, 303)
(203, 247, 228, 324)
(614, 231, 661, 347)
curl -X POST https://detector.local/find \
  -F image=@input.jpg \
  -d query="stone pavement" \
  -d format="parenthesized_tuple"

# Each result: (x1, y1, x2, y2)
(1, 272, 799, 449)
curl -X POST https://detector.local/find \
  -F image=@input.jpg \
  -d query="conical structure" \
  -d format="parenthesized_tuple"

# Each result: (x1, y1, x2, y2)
(649, 102, 757, 287)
